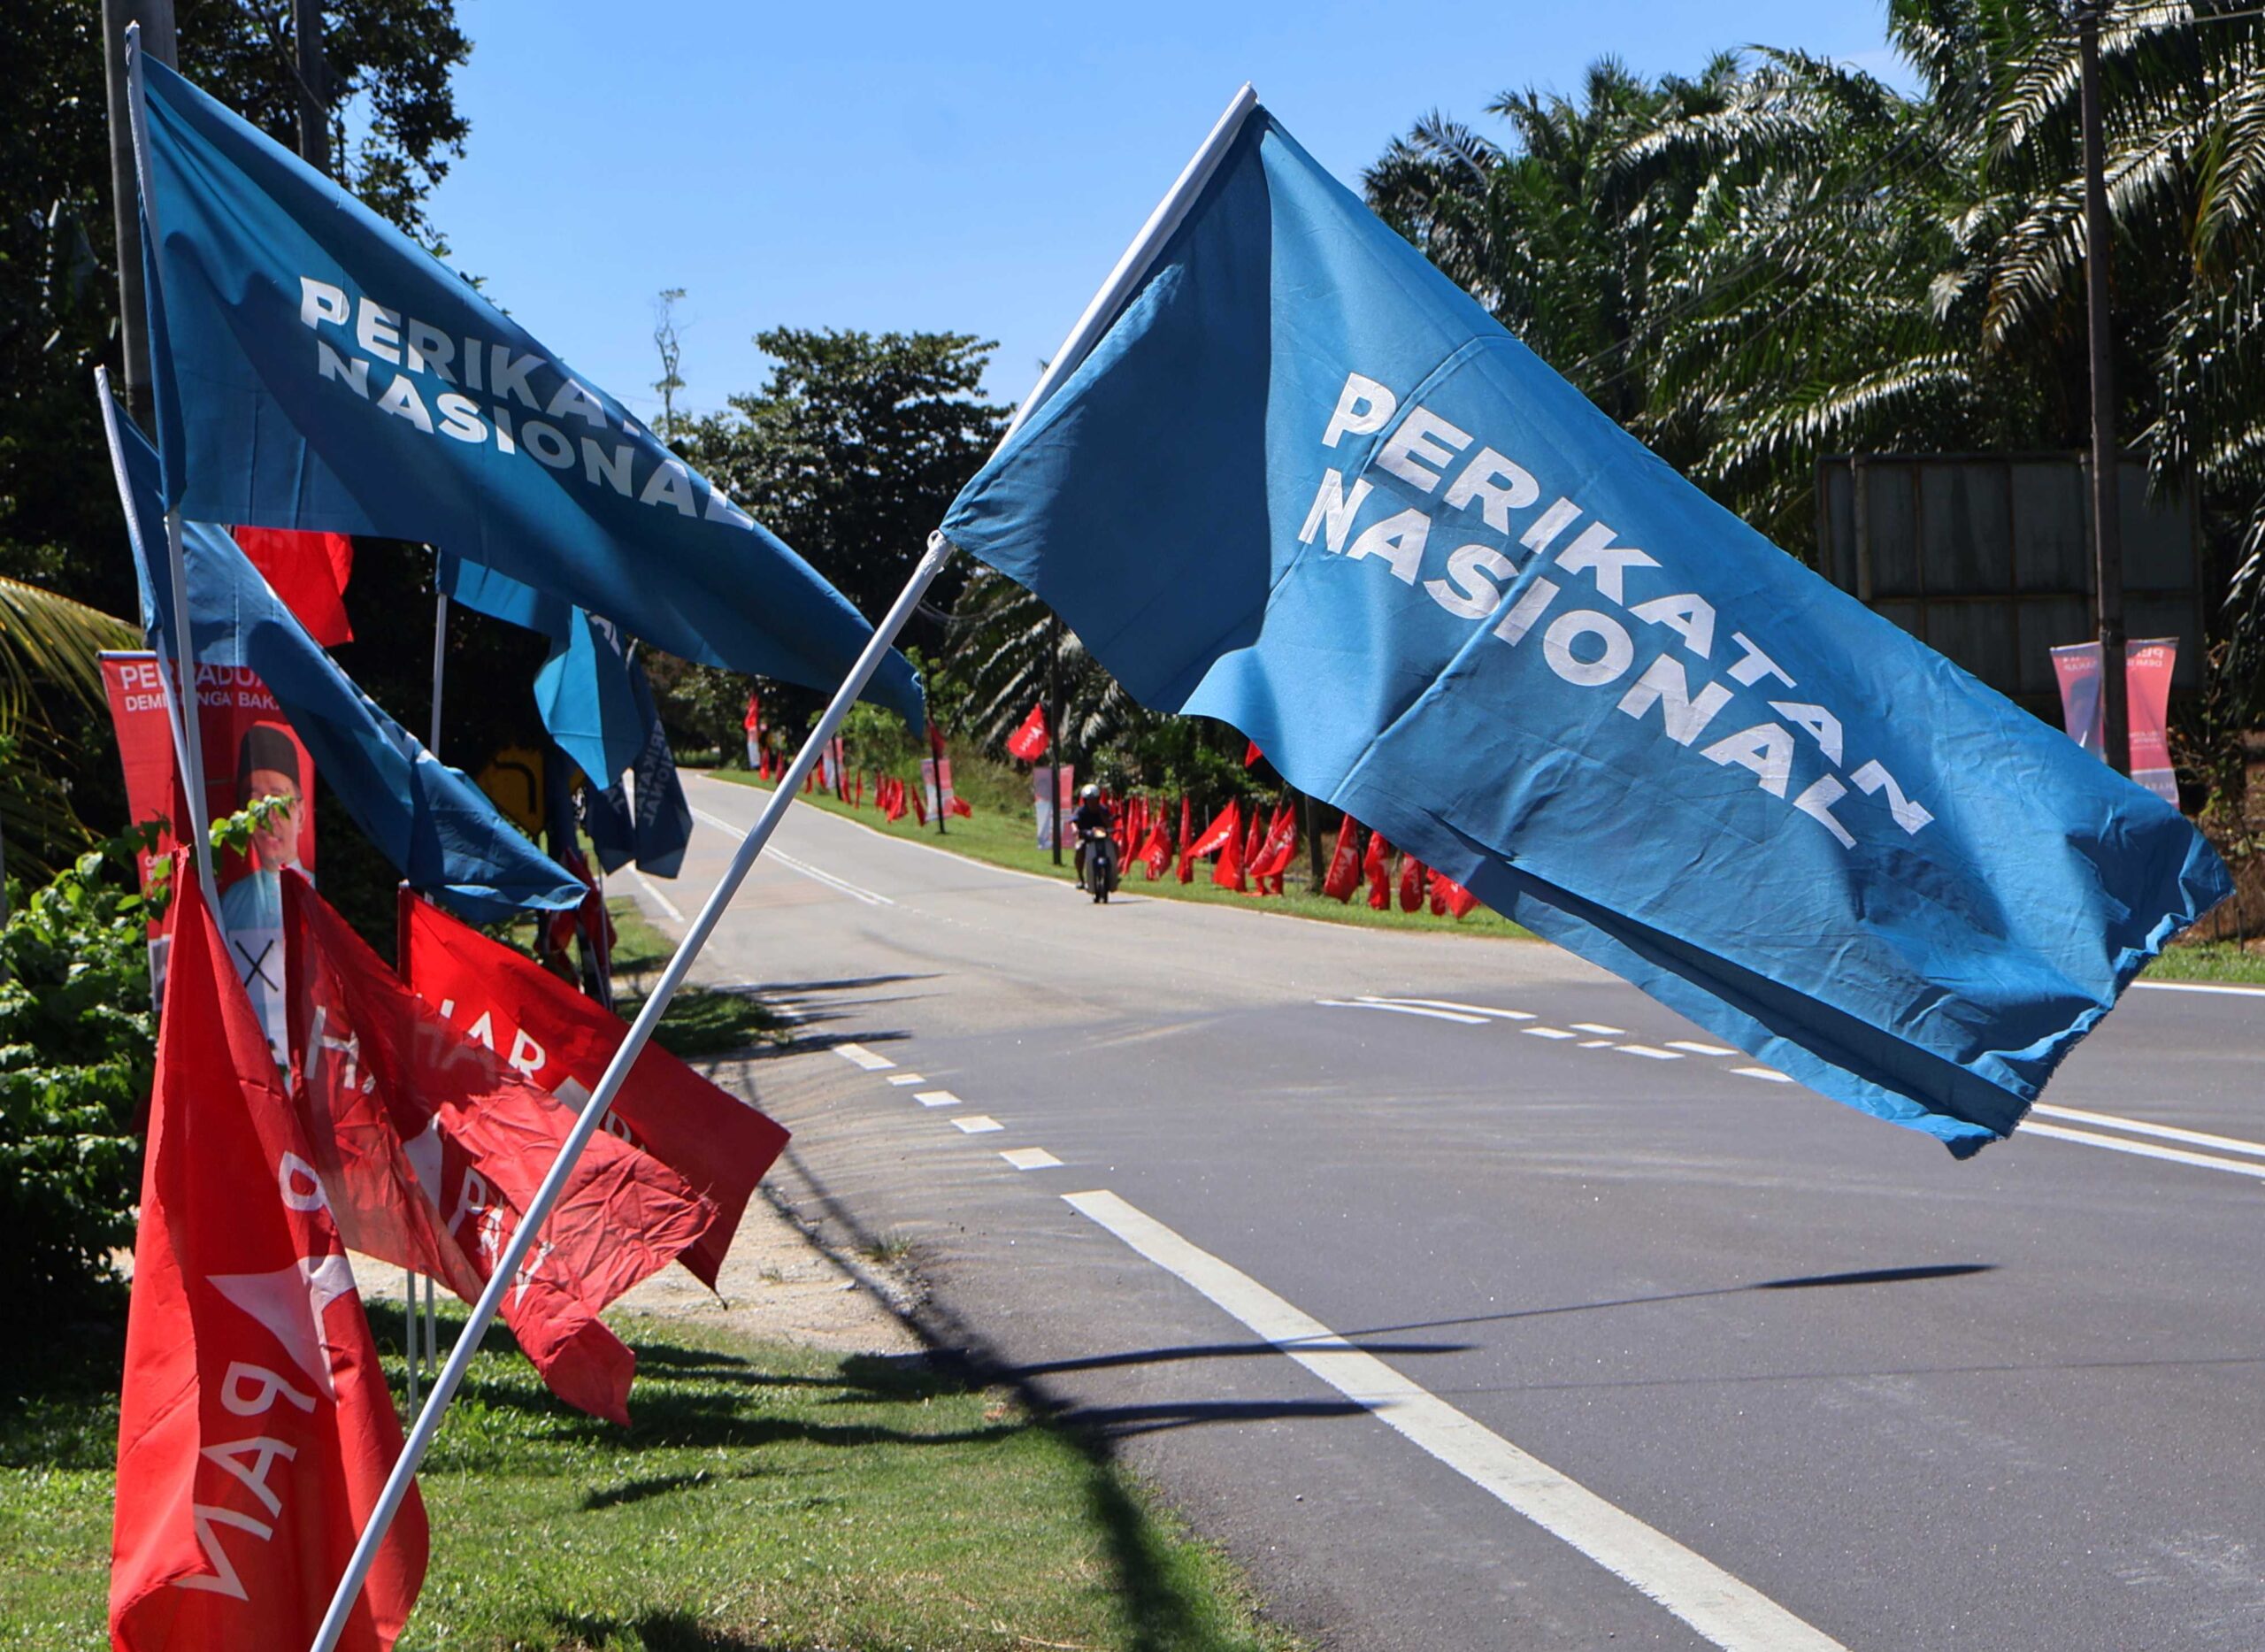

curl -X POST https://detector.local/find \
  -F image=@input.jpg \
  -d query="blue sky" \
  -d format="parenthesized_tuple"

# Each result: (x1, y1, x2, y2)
(426, 2, 1910, 423)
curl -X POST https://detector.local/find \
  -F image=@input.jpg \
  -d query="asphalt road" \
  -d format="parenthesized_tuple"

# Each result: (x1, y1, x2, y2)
(639, 772, 2264, 1652)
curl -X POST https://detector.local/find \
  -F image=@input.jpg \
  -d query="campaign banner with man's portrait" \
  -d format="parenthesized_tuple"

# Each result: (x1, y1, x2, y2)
(102, 651, 318, 1058)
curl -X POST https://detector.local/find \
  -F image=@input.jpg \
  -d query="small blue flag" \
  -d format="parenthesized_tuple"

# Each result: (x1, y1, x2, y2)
(131, 47, 922, 727)
(111, 403, 581, 926)
(940, 106, 2230, 1156)
(585, 654, 692, 880)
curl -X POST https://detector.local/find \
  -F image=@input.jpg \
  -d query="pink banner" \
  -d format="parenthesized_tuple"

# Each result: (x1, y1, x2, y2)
(2049, 638, 2177, 806)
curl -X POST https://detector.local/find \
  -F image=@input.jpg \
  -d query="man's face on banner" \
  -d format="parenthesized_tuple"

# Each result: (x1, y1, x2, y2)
(246, 765, 303, 871)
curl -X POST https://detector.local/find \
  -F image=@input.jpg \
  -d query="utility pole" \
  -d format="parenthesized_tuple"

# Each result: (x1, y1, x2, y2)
(2078, 3, 2130, 774)
(294, 0, 330, 173)
(101, 0, 177, 426)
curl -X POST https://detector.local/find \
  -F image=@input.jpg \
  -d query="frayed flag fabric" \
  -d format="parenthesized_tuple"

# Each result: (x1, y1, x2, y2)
(130, 48, 921, 726)
(938, 100, 2230, 1155)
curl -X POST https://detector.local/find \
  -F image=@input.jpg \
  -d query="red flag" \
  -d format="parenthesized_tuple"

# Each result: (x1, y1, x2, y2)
(1254, 804, 1299, 893)
(1398, 854, 1427, 912)
(399, 891, 784, 1292)
(112, 859, 426, 1652)
(1365, 830, 1393, 911)
(1431, 871, 1482, 919)
(742, 692, 761, 734)
(545, 844, 617, 964)
(232, 526, 354, 648)
(1176, 794, 1195, 883)
(1200, 800, 1247, 890)
(1183, 798, 1239, 883)
(1240, 805, 1268, 882)
(1322, 815, 1363, 901)
(289, 880, 715, 1425)
(948, 795, 971, 818)
(1244, 739, 1263, 767)
(1137, 803, 1171, 879)
(910, 781, 928, 825)
(1005, 703, 1048, 761)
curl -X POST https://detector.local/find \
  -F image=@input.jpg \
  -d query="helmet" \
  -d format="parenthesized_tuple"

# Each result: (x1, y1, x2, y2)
(1080, 783, 1101, 801)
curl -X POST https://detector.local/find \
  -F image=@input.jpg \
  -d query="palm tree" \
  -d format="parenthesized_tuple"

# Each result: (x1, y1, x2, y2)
(0, 575, 139, 884)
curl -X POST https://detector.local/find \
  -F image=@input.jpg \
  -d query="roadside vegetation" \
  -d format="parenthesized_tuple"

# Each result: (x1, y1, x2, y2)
(0, 1304, 1301, 1652)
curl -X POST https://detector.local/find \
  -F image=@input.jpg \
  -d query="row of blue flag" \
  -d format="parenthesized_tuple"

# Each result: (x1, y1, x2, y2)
(121, 41, 2227, 1155)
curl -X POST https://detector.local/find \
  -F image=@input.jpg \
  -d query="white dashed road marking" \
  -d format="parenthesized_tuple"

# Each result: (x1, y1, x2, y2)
(1361, 995, 1535, 1020)
(952, 1115, 1004, 1134)
(833, 1042, 894, 1072)
(1523, 1026, 1577, 1041)
(887, 1073, 925, 1086)
(1570, 1023, 1625, 1036)
(1733, 1066, 1793, 1083)
(1064, 1189, 1849, 1652)
(1667, 1041, 1738, 1057)
(916, 1090, 963, 1109)
(1615, 1045, 1685, 1061)
(1316, 998, 1487, 1025)
(1001, 1148, 1063, 1170)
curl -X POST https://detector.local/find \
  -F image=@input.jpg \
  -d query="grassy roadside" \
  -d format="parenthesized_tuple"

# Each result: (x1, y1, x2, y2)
(0, 1303, 1300, 1651)
(700, 768, 1539, 941)
(699, 770, 2265, 987)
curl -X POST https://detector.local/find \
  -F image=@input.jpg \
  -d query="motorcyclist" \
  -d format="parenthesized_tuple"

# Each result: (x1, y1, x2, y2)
(1071, 782, 1114, 890)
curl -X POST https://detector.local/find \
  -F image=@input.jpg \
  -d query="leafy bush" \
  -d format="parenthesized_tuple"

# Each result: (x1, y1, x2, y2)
(0, 831, 155, 1314)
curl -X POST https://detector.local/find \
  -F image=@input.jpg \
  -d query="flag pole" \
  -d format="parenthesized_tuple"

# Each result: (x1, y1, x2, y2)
(312, 88, 1259, 1648)
(120, 26, 219, 912)
(427, 592, 449, 756)
(309, 529, 958, 1651)
(96, 370, 219, 910)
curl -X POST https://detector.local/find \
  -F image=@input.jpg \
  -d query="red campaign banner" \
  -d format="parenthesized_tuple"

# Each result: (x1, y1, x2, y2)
(1005, 702, 1048, 760)
(2051, 638, 2180, 808)
(400, 891, 788, 1290)
(111, 859, 424, 1652)
(289, 877, 714, 1425)
(102, 651, 318, 1060)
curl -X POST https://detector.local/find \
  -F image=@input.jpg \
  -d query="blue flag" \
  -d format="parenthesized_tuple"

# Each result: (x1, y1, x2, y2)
(940, 106, 2230, 1156)
(584, 653, 692, 880)
(109, 402, 581, 926)
(130, 47, 923, 727)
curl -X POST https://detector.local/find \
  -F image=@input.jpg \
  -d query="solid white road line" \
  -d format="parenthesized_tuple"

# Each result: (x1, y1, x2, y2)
(1616, 1045, 1685, 1061)
(1733, 1067, 1793, 1083)
(1668, 1041, 1738, 1057)
(1001, 1148, 1063, 1170)
(832, 1042, 895, 1072)
(1361, 995, 1535, 1020)
(916, 1090, 963, 1109)
(1571, 1022, 1626, 1036)
(887, 1073, 926, 1087)
(2031, 1102, 2265, 1161)
(1064, 1190, 1848, 1652)
(952, 1115, 1004, 1134)
(2130, 979, 2265, 998)
(688, 805, 894, 906)
(1316, 998, 1488, 1026)
(2023, 1122, 2265, 1180)
(631, 868, 685, 924)
(1524, 1026, 1578, 1041)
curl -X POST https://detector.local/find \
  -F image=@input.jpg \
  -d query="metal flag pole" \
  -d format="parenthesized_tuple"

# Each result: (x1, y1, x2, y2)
(415, 587, 448, 1383)
(427, 592, 449, 755)
(311, 82, 1259, 1649)
(120, 27, 219, 913)
(310, 530, 956, 1650)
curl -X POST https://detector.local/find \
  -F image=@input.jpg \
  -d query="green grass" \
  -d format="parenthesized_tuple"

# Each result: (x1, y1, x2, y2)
(1, 1303, 1299, 1652)
(702, 770, 1537, 941)
(2141, 938, 2265, 986)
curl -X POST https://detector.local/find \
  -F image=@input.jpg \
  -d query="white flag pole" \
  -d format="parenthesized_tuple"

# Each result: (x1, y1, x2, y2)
(119, 27, 219, 913)
(312, 84, 1260, 1648)
(310, 529, 957, 1651)
(427, 592, 449, 756)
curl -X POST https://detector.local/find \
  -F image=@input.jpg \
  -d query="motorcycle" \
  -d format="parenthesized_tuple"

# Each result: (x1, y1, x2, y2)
(1079, 825, 1118, 903)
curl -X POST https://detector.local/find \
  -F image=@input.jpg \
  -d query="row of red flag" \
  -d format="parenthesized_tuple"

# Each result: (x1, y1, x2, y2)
(749, 747, 972, 823)
(111, 857, 789, 1650)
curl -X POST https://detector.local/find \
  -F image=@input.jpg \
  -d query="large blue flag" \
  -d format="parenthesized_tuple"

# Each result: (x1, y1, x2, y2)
(941, 106, 2230, 1156)
(130, 47, 923, 727)
(109, 401, 581, 926)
